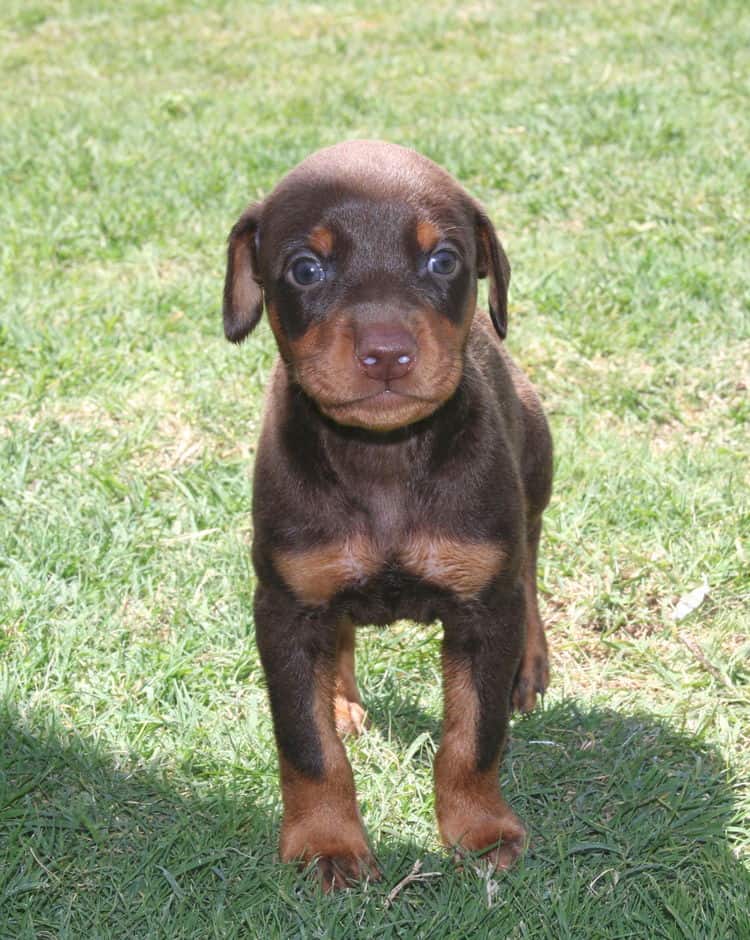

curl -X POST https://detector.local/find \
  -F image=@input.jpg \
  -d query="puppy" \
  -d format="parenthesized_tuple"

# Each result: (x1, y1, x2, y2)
(223, 140, 552, 891)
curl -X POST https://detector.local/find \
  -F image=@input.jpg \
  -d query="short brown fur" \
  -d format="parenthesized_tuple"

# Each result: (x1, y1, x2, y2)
(222, 140, 553, 889)
(435, 657, 526, 868)
(278, 665, 377, 890)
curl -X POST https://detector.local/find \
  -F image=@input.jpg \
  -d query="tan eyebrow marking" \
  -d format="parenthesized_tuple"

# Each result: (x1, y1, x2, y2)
(308, 225, 334, 256)
(416, 219, 441, 252)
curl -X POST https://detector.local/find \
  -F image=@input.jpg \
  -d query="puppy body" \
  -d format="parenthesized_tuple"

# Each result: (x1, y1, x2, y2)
(224, 141, 552, 890)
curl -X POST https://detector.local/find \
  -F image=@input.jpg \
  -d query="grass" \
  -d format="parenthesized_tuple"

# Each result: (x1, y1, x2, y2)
(0, 0, 748, 936)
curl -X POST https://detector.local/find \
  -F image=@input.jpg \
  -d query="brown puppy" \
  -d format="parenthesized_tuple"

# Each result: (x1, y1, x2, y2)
(223, 140, 553, 891)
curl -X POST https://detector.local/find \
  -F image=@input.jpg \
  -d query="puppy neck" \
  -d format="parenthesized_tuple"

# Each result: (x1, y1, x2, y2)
(283, 370, 477, 488)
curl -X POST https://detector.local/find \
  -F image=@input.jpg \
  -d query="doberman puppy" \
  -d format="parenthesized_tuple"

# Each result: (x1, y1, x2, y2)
(222, 140, 553, 891)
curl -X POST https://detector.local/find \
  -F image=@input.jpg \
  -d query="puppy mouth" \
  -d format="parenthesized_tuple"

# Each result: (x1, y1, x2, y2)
(317, 385, 444, 431)
(330, 387, 435, 407)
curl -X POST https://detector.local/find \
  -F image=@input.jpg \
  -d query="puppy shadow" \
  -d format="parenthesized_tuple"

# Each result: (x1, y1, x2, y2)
(358, 688, 749, 936)
(0, 706, 281, 935)
(2, 698, 747, 937)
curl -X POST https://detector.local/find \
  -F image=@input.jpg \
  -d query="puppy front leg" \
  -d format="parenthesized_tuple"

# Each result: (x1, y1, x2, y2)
(436, 586, 527, 869)
(254, 586, 378, 890)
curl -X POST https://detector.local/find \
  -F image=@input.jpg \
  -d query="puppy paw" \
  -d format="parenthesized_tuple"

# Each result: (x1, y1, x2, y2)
(334, 695, 368, 737)
(512, 652, 549, 714)
(311, 849, 381, 892)
(440, 807, 527, 872)
(281, 818, 379, 892)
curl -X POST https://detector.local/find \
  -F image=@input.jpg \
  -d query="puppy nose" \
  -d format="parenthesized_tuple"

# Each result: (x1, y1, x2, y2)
(356, 325, 417, 382)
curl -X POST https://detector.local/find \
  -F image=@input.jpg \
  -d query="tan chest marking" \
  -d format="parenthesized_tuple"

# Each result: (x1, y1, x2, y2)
(276, 533, 505, 606)
(274, 535, 383, 607)
(399, 535, 506, 599)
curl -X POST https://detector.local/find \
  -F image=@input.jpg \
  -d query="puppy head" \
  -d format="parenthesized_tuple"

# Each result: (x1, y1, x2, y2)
(223, 140, 510, 432)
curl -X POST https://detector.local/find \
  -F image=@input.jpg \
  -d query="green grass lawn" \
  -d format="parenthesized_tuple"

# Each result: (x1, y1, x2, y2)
(1, 0, 748, 936)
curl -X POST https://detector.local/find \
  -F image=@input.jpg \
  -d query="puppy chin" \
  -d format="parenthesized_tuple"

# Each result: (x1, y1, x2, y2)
(320, 392, 443, 432)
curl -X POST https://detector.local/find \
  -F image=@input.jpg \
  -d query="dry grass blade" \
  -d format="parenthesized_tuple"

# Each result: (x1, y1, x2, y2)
(678, 635, 735, 691)
(384, 860, 442, 907)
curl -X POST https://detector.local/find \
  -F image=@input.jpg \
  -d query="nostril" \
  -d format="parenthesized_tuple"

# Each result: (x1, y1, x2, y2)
(362, 355, 379, 367)
(397, 354, 412, 365)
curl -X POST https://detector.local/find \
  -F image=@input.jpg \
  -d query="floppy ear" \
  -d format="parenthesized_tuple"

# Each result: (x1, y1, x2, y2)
(223, 202, 264, 343)
(475, 206, 511, 340)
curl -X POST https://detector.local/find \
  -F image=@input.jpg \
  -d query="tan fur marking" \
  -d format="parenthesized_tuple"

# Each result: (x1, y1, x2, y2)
(512, 542, 549, 713)
(399, 535, 506, 598)
(278, 666, 376, 888)
(435, 657, 526, 868)
(275, 535, 383, 606)
(335, 618, 367, 736)
(416, 218, 440, 251)
(336, 618, 360, 702)
(290, 313, 354, 390)
(290, 304, 474, 432)
(308, 225, 334, 256)
(334, 694, 367, 737)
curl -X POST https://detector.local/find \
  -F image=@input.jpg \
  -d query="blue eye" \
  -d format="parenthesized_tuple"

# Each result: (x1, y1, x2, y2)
(427, 248, 459, 277)
(288, 256, 325, 287)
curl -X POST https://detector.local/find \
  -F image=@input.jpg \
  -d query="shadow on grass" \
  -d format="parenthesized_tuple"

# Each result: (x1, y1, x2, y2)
(364, 669, 441, 750)
(1, 699, 748, 939)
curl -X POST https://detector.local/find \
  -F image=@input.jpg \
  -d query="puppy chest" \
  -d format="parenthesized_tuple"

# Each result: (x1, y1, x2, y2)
(273, 531, 507, 607)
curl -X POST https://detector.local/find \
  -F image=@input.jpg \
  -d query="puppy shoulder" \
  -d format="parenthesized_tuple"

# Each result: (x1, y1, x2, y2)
(468, 316, 545, 420)
(468, 316, 552, 514)
(253, 360, 336, 510)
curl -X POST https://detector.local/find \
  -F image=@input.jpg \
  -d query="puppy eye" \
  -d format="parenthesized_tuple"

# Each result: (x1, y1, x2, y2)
(288, 256, 325, 287)
(427, 248, 459, 277)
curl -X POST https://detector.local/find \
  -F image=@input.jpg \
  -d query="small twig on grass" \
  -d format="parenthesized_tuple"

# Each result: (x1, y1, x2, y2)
(161, 528, 221, 545)
(384, 860, 442, 907)
(677, 635, 734, 691)
(29, 846, 59, 884)
(477, 868, 503, 909)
